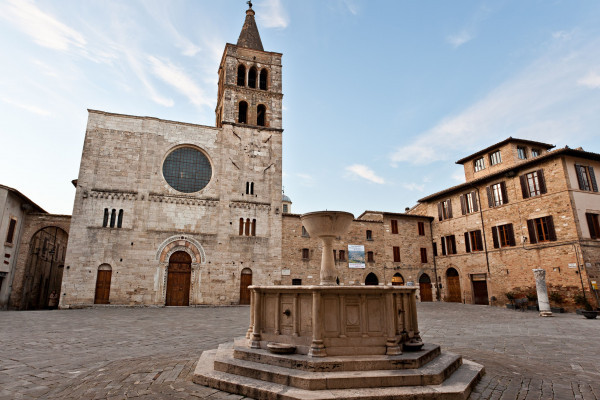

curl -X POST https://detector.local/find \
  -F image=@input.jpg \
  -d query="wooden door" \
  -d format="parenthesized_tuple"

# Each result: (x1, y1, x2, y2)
(239, 269, 252, 305)
(94, 269, 112, 304)
(446, 269, 462, 303)
(419, 282, 433, 302)
(166, 251, 191, 306)
(472, 278, 489, 305)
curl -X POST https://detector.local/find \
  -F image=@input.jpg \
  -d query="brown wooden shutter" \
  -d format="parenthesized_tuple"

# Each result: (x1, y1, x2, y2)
(586, 213, 597, 239)
(500, 181, 509, 204)
(437, 203, 443, 221)
(475, 230, 483, 250)
(433, 242, 438, 257)
(527, 219, 537, 244)
(507, 224, 516, 246)
(537, 169, 547, 194)
(486, 186, 493, 208)
(441, 238, 446, 255)
(575, 164, 585, 189)
(519, 175, 529, 199)
(460, 194, 466, 215)
(447, 200, 453, 218)
(491, 226, 499, 248)
(546, 216, 557, 241)
(450, 235, 456, 254)
(589, 166, 598, 192)
(464, 232, 471, 253)
(472, 191, 479, 212)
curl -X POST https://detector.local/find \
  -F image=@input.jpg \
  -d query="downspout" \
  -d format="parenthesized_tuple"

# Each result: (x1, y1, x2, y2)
(428, 219, 441, 301)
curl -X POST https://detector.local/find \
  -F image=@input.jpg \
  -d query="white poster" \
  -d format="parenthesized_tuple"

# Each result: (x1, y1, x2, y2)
(348, 244, 365, 269)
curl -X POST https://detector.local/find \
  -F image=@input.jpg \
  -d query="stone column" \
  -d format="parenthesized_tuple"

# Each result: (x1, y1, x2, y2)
(385, 292, 401, 355)
(320, 236, 336, 285)
(533, 269, 553, 317)
(250, 289, 263, 348)
(309, 290, 326, 357)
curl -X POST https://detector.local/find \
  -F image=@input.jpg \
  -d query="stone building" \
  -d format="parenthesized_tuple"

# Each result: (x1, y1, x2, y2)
(0, 184, 70, 310)
(410, 137, 600, 309)
(60, 5, 283, 307)
(281, 211, 438, 301)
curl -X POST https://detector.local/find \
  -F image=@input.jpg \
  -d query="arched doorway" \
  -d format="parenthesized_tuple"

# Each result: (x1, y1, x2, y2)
(94, 264, 112, 304)
(419, 273, 433, 302)
(391, 273, 404, 286)
(166, 251, 192, 306)
(239, 268, 252, 305)
(365, 272, 379, 286)
(446, 268, 462, 303)
(22, 226, 68, 309)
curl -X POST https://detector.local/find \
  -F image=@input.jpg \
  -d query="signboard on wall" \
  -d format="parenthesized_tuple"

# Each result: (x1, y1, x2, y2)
(348, 245, 365, 269)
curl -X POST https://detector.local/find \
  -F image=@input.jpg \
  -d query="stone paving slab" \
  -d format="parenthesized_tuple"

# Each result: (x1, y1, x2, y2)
(1, 303, 599, 399)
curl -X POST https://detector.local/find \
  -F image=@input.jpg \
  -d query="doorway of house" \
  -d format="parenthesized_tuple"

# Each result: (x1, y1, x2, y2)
(471, 274, 489, 305)
(446, 268, 462, 303)
(165, 251, 192, 306)
(94, 264, 112, 304)
(419, 273, 433, 302)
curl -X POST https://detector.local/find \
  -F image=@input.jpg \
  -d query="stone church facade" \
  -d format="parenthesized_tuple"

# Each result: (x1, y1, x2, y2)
(60, 6, 283, 307)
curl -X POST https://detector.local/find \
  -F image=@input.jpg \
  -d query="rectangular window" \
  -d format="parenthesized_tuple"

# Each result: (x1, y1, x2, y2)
(487, 182, 508, 207)
(283, 204, 288, 213)
(517, 146, 527, 159)
(531, 148, 540, 157)
(520, 170, 546, 198)
(526, 216, 557, 243)
(339, 250, 346, 261)
(420, 248, 427, 263)
(292, 278, 302, 285)
(432, 242, 438, 257)
(417, 222, 425, 236)
(492, 224, 516, 248)
(393, 246, 401, 262)
(391, 219, 398, 234)
(575, 164, 598, 192)
(5, 218, 17, 244)
(367, 251, 374, 262)
(586, 213, 600, 239)
(301, 226, 310, 237)
(366, 230, 372, 240)
(460, 192, 478, 214)
(438, 199, 453, 220)
(464, 230, 483, 252)
(489, 150, 502, 166)
(302, 248, 309, 260)
(474, 157, 485, 172)
(441, 235, 456, 255)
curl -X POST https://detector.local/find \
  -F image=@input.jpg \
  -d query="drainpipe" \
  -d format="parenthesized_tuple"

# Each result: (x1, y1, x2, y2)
(428, 219, 441, 301)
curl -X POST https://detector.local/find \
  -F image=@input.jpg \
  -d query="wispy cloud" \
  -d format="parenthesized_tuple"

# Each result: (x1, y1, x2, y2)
(296, 173, 314, 187)
(446, 30, 474, 48)
(345, 164, 385, 184)
(0, 0, 86, 52)
(578, 72, 600, 89)
(2, 97, 51, 117)
(342, 0, 360, 15)
(401, 183, 425, 192)
(446, 5, 493, 48)
(148, 56, 211, 109)
(257, 0, 289, 29)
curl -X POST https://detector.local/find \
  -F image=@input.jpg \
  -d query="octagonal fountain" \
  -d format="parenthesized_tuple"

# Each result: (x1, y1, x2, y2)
(194, 211, 484, 399)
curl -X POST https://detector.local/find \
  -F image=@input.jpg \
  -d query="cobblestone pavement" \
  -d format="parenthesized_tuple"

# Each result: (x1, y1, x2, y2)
(1, 303, 598, 400)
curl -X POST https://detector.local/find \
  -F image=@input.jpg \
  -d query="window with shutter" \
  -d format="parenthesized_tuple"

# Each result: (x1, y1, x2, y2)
(466, 230, 483, 252)
(441, 239, 446, 255)
(464, 232, 471, 253)
(521, 171, 542, 197)
(420, 248, 427, 263)
(393, 246, 401, 262)
(474, 157, 485, 172)
(302, 248, 309, 260)
(527, 216, 557, 243)
(439, 199, 452, 220)
(490, 183, 506, 206)
(5, 218, 17, 244)
(575, 164, 598, 192)
(391, 219, 398, 234)
(417, 222, 425, 236)
(491, 226, 499, 248)
(586, 213, 600, 239)
(496, 224, 515, 247)
(433, 242, 438, 257)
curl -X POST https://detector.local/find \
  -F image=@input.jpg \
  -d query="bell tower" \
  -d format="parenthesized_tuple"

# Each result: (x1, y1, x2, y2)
(216, 2, 283, 130)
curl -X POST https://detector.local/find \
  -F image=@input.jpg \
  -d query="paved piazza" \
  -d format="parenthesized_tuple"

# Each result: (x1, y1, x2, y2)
(1, 303, 598, 400)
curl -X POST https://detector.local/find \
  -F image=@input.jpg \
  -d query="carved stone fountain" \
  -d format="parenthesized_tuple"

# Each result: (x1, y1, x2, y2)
(194, 211, 484, 399)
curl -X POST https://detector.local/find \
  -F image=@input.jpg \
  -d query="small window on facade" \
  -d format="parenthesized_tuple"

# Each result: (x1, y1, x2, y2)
(393, 246, 401, 262)
(526, 216, 557, 244)
(245, 218, 251, 236)
(339, 250, 346, 261)
(110, 209, 116, 228)
(391, 219, 398, 234)
(366, 230, 372, 240)
(302, 248, 309, 260)
(420, 248, 427, 263)
(432, 242, 438, 257)
(333, 249, 337, 260)
(531, 148, 540, 157)
(460, 192, 478, 214)
(489, 150, 502, 166)
(257, 104, 266, 126)
(487, 182, 508, 207)
(246, 182, 250, 194)
(575, 164, 598, 192)
(464, 230, 483, 252)
(5, 218, 17, 244)
(418, 221, 425, 236)
(438, 199, 453, 220)
(239, 218, 244, 235)
(474, 157, 485, 172)
(251, 219, 256, 236)
(103, 208, 109, 227)
(117, 209, 123, 228)
(292, 278, 302, 285)
(441, 235, 457, 255)
(586, 213, 600, 239)
(301, 226, 309, 237)
(248, 67, 257, 88)
(238, 101, 248, 124)
(367, 251, 374, 262)
(492, 224, 516, 248)
(250, 182, 254, 195)
(520, 170, 546, 198)
(517, 146, 527, 160)
(283, 204, 288, 213)
(259, 69, 268, 90)
(237, 64, 246, 86)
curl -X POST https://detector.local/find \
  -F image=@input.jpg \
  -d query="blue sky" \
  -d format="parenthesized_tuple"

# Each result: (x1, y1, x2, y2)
(1, 1, 600, 216)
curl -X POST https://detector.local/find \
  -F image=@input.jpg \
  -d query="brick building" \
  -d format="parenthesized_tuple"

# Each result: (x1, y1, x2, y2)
(410, 138, 600, 309)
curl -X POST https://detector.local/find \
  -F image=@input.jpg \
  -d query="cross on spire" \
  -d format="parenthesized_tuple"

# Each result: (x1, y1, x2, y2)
(247, 1, 253, 9)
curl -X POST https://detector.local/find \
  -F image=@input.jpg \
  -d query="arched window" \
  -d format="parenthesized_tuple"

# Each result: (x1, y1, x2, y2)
(110, 209, 116, 228)
(250, 182, 254, 195)
(248, 67, 257, 88)
(365, 272, 379, 286)
(245, 218, 250, 236)
(103, 208, 109, 227)
(239, 218, 244, 235)
(246, 182, 250, 194)
(251, 219, 256, 236)
(257, 104, 266, 126)
(117, 209, 123, 228)
(238, 101, 248, 124)
(259, 69, 268, 90)
(237, 64, 246, 86)
(392, 273, 404, 286)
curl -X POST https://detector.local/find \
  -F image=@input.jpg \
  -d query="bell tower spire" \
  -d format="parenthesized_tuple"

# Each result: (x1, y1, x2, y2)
(237, 1, 264, 51)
